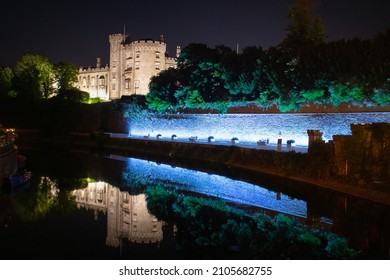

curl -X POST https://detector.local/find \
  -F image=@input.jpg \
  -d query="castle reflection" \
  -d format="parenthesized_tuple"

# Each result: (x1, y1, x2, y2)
(72, 182, 163, 247)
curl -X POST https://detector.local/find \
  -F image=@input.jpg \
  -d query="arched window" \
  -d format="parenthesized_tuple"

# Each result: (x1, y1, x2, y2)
(99, 76, 105, 86)
(125, 78, 131, 89)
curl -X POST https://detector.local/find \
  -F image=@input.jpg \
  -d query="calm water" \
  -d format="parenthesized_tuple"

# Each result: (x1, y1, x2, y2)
(1, 149, 389, 259)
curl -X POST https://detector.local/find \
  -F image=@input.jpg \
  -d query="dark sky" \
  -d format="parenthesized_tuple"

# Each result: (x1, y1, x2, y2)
(1, 0, 389, 68)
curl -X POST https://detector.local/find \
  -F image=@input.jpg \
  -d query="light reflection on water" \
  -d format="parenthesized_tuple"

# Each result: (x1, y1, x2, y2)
(115, 155, 309, 219)
(128, 112, 390, 146)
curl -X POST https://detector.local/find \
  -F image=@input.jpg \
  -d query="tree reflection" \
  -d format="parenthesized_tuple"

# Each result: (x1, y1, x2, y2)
(12, 177, 77, 222)
(145, 185, 358, 259)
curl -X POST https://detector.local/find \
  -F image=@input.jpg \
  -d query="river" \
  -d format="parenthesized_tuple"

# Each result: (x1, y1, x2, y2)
(1, 148, 389, 259)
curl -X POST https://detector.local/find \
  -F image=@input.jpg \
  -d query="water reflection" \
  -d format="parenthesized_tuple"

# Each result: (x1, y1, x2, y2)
(119, 155, 311, 220)
(72, 182, 163, 246)
(1, 150, 390, 259)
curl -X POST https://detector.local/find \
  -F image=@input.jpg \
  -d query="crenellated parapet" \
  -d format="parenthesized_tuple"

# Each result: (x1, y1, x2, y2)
(78, 65, 110, 73)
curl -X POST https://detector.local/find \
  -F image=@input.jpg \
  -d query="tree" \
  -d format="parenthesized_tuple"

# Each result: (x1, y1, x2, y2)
(54, 61, 78, 93)
(0, 66, 13, 100)
(13, 53, 55, 102)
(282, 0, 325, 52)
(147, 67, 180, 112)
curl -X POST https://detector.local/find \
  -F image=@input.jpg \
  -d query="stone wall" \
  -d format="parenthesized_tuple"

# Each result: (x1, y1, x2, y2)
(333, 123, 390, 183)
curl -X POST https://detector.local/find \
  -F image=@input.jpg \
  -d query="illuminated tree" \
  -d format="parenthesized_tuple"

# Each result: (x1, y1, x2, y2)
(0, 66, 13, 99)
(54, 61, 78, 92)
(14, 53, 55, 101)
(147, 67, 180, 112)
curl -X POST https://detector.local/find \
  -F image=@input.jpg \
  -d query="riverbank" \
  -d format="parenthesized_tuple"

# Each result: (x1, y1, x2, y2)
(15, 129, 390, 206)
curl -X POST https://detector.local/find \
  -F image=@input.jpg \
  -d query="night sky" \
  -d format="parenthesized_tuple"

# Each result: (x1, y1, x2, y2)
(0, 0, 389, 68)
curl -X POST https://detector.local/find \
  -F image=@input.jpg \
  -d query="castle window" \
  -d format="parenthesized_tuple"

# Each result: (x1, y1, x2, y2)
(112, 84, 116, 91)
(136, 51, 140, 58)
(125, 78, 131, 89)
(155, 51, 160, 59)
(134, 80, 140, 89)
(112, 73, 116, 80)
(99, 76, 105, 86)
(82, 77, 87, 87)
(155, 62, 160, 70)
(135, 62, 140, 70)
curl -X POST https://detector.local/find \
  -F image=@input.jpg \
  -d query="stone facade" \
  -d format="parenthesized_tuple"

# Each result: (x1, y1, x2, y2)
(77, 34, 178, 100)
(78, 58, 110, 100)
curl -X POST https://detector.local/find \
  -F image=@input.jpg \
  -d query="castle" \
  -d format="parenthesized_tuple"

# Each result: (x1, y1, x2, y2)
(72, 181, 163, 246)
(77, 34, 179, 100)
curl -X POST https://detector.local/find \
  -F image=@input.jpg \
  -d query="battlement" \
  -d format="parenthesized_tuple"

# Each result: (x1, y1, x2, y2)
(79, 65, 110, 73)
(109, 33, 125, 39)
(166, 56, 177, 62)
(131, 39, 165, 45)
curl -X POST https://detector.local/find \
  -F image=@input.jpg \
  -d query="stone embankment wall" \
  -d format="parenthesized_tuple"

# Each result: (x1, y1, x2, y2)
(333, 123, 390, 184)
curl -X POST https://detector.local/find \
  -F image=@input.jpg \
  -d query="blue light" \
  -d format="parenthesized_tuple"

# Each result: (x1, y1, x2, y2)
(128, 112, 390, 146)
(121, 156, 308, 218)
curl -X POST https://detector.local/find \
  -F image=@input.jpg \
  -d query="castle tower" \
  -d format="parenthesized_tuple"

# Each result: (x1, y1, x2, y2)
(109, 34, 126, 99)
(130, 39, 167, 95)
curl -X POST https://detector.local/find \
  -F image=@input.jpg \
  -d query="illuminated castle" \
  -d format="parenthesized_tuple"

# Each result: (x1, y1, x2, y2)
(77, 34, 179, 100)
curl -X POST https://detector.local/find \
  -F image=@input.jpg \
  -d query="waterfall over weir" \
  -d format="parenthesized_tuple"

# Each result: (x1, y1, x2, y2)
(128, 112, 390, 146)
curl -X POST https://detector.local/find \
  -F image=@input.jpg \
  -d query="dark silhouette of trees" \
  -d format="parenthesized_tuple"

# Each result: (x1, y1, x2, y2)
(0, 66, 13, 101)
(282, 0, 325, 53)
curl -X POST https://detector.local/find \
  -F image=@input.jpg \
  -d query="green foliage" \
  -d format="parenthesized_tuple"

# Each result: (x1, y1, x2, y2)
(86, 97, 104, 104)
(0, 66, 14, 99)
(14, 53, 55, 101)
(144, 186, 358, 259)
(142, 21, 388, 113)
(301, 89, 325, 103)
(185, 90, 204, 107)
(12, 177, 76, 222)
(54, 61, 78, 92)
(372, 89, 390, 106)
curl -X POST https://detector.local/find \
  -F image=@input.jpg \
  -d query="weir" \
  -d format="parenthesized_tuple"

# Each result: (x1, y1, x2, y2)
(128, 112, 390, 146)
